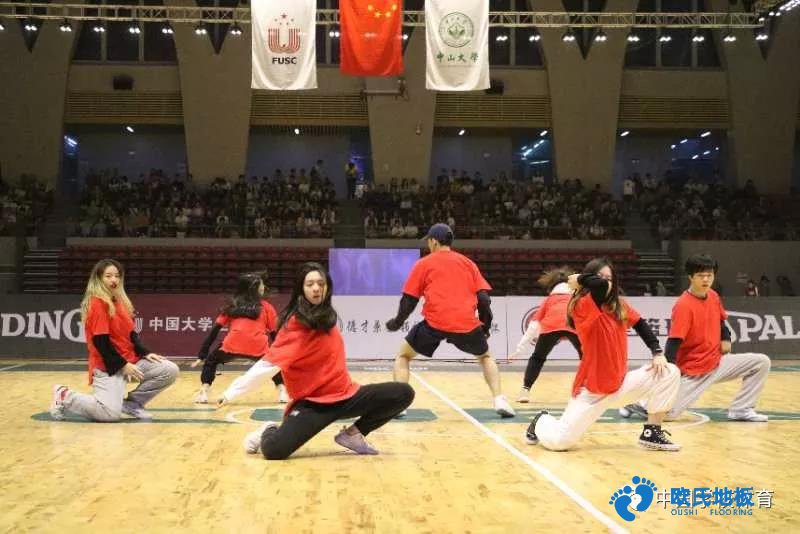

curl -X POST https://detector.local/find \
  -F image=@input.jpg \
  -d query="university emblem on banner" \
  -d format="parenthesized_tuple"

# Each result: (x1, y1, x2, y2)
(439, 12, 474, 48)
(268, 13, 301, 55)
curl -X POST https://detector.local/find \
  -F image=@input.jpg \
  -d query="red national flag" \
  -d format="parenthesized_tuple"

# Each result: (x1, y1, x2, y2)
(340, 0, 403, 76)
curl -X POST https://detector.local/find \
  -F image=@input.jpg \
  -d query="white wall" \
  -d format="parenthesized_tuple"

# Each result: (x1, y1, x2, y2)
(429, 136, 513, 181)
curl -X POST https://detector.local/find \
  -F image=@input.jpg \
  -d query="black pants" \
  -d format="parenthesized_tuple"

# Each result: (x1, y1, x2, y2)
(523, 331, 582, 389)
(260, 382, 415, 460)
(201, 350, 283, 387)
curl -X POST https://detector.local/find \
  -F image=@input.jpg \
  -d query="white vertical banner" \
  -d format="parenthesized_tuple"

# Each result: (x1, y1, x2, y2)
(251, 0, 317, 90)
(425, 0, 490, 91)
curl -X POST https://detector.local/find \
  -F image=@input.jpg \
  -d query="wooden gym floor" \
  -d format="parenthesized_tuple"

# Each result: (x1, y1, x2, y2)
(1, 359, 798, 534)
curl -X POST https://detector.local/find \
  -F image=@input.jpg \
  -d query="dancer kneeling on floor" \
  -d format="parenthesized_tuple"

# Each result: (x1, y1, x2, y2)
(244, 262, 414, 459)
(50, 259, 179, 422)
(525, 258, 682, 451)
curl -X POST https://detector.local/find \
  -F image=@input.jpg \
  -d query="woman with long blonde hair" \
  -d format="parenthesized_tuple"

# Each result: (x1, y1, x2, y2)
(50, 259, 179, 422)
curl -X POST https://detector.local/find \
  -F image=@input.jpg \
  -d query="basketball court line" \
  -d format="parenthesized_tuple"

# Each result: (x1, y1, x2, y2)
(410, 371, 628, 534)
(0, 364, 26, 372)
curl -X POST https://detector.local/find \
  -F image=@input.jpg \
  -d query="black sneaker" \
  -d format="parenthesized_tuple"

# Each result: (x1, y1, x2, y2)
(619, 403, 648, 419)
(638, 425, 681, 451)
(524, 410, 548, 445)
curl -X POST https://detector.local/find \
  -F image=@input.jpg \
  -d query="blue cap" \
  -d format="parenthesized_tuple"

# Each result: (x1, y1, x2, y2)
(423, 223, 454, 244)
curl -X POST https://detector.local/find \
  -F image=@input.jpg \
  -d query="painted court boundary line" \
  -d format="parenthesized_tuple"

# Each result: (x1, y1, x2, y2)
(411, 371, 628, 534)
(0, 364, 26, 372)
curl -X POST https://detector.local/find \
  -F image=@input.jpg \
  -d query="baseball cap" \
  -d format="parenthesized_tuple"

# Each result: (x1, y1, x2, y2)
(423, 223, 454, 244)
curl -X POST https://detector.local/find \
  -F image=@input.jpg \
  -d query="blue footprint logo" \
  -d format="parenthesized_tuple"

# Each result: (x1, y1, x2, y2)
(631, 475, 657, 512)
(609, 476, 658, 522)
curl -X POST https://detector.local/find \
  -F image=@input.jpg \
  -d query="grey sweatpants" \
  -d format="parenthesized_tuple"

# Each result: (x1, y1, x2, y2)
(64, 359, 179, 422)
(666, 353, 771, 419)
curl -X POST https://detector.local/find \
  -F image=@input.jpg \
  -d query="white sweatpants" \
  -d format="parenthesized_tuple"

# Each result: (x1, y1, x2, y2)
(221, 359, 280, 402)
(535, 363, 680, 451)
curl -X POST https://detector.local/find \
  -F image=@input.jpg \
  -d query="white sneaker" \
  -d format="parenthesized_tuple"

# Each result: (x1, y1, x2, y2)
(50, 385, 69, 421)
(517, 387, 531, 403)
(243, 421, 279, 454)
(728, 409, 769, 422)
(193, 388, 209, 404)
(494, 396, 516, 418)
(277, 384, 290, 404)
(122, 401, 153, 420)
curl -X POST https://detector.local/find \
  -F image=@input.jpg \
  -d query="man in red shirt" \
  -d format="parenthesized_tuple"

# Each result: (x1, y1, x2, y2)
(386, 223, 515, 417)
(620, 254, 770, 422)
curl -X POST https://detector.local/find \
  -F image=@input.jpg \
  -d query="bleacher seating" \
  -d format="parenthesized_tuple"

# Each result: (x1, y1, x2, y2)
(59, 245, 637, 295)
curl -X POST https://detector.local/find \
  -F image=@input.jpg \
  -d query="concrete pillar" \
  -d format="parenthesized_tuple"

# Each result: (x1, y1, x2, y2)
(535, 0, 637, 188)
(0, 18, 78, 185)
(165, 0, 252, 184)
(365, 27, 436, 185)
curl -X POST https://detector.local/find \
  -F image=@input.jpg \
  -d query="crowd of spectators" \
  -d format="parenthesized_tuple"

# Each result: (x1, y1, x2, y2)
(0, 174, 53, 236)
(361, 169, 626, 240)
(72, 162, 338, 238)
(625, 172, 799, 242)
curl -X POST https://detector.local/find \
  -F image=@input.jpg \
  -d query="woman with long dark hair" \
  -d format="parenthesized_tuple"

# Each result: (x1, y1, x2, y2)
(50, 259, 179, 422)
(511, 266, 582, 403)
(524, 258, 681, 451)
(192, 271, 286, 405)
(243, 262, 414, 459)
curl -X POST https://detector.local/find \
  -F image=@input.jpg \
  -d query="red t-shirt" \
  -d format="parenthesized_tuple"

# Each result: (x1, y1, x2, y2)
(267, 316, 360, 414)
(402, 250, 491, 333)
(532, 293, 575, 335)
(85, 297, 139, 383)
(215, 301, 277, 357)
(670, 289, 727, 376)
(571, 295, 640, 397)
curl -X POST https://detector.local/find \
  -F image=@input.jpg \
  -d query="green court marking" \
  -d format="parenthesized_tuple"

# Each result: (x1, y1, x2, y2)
(251, 408, 438, 423)
(31, 412, 232, 424)
(772, 365, 800, 372)
(146, 407, 217, 412)
(466, 408, 800, 423)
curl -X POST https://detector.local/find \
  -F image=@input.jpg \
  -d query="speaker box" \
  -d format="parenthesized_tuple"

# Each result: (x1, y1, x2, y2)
(113, 75, 134, 91)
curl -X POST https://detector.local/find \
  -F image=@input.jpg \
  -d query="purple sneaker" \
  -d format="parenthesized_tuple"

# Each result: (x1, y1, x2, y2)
(334, 427, 379, 455)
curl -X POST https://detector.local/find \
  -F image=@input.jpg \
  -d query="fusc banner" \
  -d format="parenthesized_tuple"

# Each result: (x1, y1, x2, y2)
(2, 296, 800, 359)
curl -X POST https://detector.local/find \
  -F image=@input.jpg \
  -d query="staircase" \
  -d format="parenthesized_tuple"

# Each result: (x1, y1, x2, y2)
(635, 249, 677, 296)
(22, 248, 62, 293)
(333, 199, 365, 248)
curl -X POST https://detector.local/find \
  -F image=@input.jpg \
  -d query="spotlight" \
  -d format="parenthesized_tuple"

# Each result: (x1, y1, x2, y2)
(194, 22, 207, 36)
(458, 129, 466, 136)
(671, 144, 676, 149)
(495, 33, 508, 42)
(692, 154, 699, 160)
(329, 29, 340, 38)
(0, 20, 5, 32)
(128, 23, 141, 35)
(24, 19, 38, 32)
(293, 128, 300, 135)
(125, 126, 135, 133)
(529, 30, 541, 42)
(701, 131, 711, 138)
(756, 30, 769, 41)
(59, 19, 72, 33)
(92, 21, 106, 33)
(230, 23, 243, 36)
(723, 32, 737, 43)
(659, 33, 672, 43)
(562, 28, 576, 42)
(540, 130, 548, 137)
(594, 29, 607, 43)
(402, 33, 408, 41)
(161, 23, 174, 35)
(680, 138, 688, 144)
(692, 34, 705, 43)
(627, 33, 640, 42)
(620, 130, 630, 137)
(703, 150, 711, 155)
